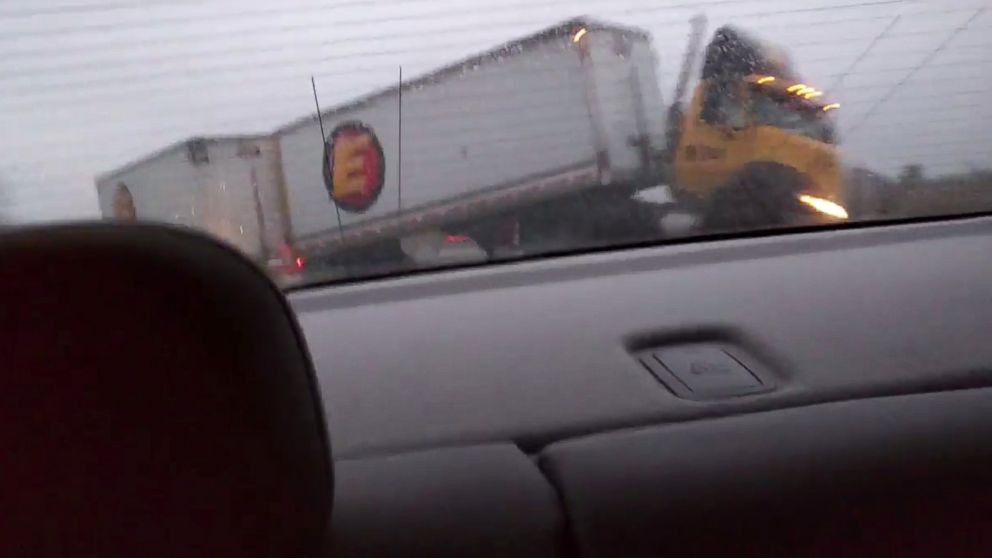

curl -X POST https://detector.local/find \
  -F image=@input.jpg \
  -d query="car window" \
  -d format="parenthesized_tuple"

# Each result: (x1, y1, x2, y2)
(1, 1, 989, 287)
(750, 88, 836, 143)
(701, 83, 746, 126)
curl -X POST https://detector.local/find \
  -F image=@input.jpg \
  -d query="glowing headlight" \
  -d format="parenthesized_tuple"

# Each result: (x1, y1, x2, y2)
(798, 194, 849, 219)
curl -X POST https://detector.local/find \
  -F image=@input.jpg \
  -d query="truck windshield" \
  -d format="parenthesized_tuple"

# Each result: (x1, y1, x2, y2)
(1, 2, 989, 288)
(750, 89, 836, 144)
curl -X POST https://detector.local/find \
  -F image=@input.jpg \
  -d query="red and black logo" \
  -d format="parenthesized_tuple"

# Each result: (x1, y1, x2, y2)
(322, 122, 385, 213)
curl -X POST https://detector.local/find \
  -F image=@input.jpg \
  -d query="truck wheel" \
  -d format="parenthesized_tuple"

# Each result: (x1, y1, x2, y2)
(701, 166, 804, 232)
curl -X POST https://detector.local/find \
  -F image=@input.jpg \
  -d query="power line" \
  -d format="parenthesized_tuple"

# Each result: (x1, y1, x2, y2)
(826, 56, 992, 78)
(1, 0, 925, 69)
(846, 7, 988, 135)
(799, 28, 992, 64)
(3, 22, 986, 102)
(846, 87, 992, 104)
(0, 0, 910, 42)
(4, 7, 982, 113)
(1, 0, 489, 40)
(1, 4, 942, 75)
(843, 104, 992, 127)
(3, 3, 935, 75)
(1, 5, 987, 164)
(0, 0, 203, 18)
(0, 41, 589, 93)
(825, 15, 901, 92)
(15, 19, 985, 89)
(0, 0, 768, 41)
(848, 115, 987, 133)
(0, 0, 357, 18)
(824, 58, 992, 91)
(0, 46, 973, 122)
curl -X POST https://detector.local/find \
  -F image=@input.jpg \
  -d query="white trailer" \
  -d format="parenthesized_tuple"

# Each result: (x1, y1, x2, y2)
(96, 18, 670, 274)
(95, 136, 293, 266)
(276, 17, 668, 258)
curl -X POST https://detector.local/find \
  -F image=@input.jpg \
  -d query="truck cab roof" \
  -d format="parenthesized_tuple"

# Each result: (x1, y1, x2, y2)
(702, 25, 796, 82)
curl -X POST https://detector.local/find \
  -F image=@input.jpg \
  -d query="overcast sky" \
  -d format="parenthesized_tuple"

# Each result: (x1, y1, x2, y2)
(0, 0, 988, 221)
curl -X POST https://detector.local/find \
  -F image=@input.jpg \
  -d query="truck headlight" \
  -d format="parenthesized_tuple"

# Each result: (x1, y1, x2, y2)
(797, 194, 849, 220)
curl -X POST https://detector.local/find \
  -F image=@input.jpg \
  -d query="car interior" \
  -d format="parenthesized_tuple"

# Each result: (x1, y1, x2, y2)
(4, 215, 992, 557)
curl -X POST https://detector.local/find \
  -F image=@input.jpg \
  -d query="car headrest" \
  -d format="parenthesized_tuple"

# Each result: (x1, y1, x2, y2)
(0, 224, 332, 558)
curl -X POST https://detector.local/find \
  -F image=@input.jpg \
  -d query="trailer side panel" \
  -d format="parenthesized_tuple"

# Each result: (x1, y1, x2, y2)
(278, 36, 598, 240)
(587, 30, 668, 180)
(96, 138, 283, 260)
(96, 146, 199, 226)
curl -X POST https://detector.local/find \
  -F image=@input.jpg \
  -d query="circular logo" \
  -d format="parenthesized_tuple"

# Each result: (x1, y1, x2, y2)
(112, 182, 137, 222)
(322, 122, 385, 213)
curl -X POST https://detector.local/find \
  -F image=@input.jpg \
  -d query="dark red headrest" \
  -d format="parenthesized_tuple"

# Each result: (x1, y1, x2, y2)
(0, 224, 332, 558)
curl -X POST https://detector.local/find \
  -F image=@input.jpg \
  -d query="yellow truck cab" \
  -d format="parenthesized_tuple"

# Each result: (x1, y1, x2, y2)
(672, 26, 847, 229)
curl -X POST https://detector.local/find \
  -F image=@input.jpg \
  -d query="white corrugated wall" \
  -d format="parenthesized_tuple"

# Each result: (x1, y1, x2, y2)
(277, 36, 598, 239)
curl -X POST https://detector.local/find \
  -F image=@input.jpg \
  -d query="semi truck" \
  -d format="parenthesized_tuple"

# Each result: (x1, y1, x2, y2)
(97, 18, 668, 279)
(95, 135, 297, 273)
(663, 16, 846, 229)
(96, 16, 847, 282)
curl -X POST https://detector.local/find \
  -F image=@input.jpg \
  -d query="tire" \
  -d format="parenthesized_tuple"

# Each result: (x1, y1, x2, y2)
(701, 164, 806, 232)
